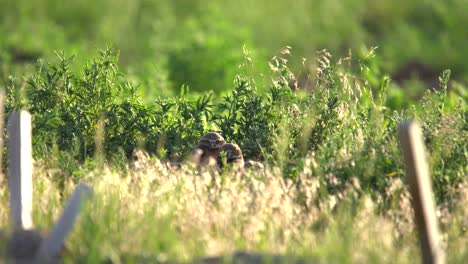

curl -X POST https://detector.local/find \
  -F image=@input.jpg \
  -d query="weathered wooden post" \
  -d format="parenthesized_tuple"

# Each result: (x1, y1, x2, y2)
(0, 89, 5, 174)
(35, 184, 92, 261)
(6, 110, 93, 263)
(399, 121, 445, 264)
(7, 110, 34, 230)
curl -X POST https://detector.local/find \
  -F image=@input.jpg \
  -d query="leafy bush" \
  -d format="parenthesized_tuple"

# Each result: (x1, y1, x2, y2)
(7, 49, 150, 159)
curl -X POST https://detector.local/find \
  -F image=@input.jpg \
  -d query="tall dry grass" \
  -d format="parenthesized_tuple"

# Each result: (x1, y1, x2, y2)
(1, 151, 465, 263)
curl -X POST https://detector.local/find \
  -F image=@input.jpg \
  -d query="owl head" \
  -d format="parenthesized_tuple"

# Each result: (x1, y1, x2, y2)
(220, 143, 244, 163)
(198, 132, 225, 150)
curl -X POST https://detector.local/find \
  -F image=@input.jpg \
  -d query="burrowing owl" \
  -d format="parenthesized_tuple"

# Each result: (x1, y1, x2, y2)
(194, 132, 225, 168)
(219, 143, 244, 170)
(130, 148, 151, 171)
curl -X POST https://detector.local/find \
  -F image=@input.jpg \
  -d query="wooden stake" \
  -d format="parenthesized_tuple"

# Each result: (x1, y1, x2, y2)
(36, 184, 92, 260)
(399, 121, 445, 264)
(0, 89, 5, 174)
(7, 111, 34, 230)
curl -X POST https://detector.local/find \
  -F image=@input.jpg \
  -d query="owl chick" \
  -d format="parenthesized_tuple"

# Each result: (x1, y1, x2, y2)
(219, 143, 244, 170)
(194, 132, 225, 168)
(129, 148, 151, 172)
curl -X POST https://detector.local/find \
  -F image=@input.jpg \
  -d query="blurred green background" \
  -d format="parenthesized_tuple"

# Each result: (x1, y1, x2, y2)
(1, 0, 467, 98)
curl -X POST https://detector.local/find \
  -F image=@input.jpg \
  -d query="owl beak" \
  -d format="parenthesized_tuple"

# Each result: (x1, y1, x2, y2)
(228, 154, 240, 161)
(210, 141, 219, 149)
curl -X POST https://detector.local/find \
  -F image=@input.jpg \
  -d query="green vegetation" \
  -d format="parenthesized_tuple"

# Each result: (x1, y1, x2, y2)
(5, 47, 466, 202)
(0, 0, 467, 263)
(2, 0, 468, 96)
(1, 46, 466, 263)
